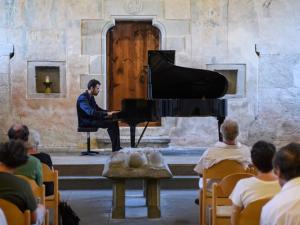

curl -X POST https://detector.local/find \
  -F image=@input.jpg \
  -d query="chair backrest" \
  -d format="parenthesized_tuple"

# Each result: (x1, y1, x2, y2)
(238, 197, 271, 225)
(0, 199, 31, 225)
(202, 160, 247, 196)
(42, 163, 58, 193)
(16, 175, 46, 204)
(16, 175, 50, 225)
(201, 160, 248, 225)
(42, 163, 59, 225)
(42, 163, 59, 203)
(217, 173, 254, 197)
(203, 160, 247, 179)
(211, 173, 254, 225)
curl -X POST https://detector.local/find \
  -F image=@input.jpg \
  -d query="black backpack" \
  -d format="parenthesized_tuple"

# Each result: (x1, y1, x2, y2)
(59, 201, 80, 225)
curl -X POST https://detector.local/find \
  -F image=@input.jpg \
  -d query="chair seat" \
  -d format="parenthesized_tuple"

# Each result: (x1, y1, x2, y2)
(77, 127, 98, 132)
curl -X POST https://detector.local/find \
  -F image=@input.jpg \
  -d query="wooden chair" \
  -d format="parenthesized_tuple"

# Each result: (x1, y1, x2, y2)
(42, 163, 59, 225)
(200, 160, 247, 225)
(16, 175, 49, 225)
(238, 197, 271, 225)
(211, 173, 254, 225)
(0, 199, 31, 225)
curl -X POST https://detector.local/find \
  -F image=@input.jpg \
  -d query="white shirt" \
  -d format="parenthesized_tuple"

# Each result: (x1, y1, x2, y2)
(194, 141, 251, 174)
(0, 209, 7, 225)
(230, 177, 281, 208)
(260, 177, 300, 225)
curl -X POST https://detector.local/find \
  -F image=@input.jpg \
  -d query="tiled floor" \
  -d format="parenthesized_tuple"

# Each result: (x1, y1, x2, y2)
(60, 190, 199, 225)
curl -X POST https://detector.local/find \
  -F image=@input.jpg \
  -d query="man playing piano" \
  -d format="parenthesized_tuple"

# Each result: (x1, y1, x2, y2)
(76, 79, 122, 152)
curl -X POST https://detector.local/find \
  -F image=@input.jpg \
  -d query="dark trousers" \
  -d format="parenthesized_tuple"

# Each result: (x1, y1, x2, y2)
(90, 119, 121, 152)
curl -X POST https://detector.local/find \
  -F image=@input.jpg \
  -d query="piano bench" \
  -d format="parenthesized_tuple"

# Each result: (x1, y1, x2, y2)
(77, 127, 99, 156)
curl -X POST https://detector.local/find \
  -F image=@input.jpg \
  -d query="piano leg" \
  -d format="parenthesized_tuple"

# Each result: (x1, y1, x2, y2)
(217, 116, 225, 141)
(128, 122, 150, 148)
(136, 121, 150, 148)
(129, 124, 136, 148)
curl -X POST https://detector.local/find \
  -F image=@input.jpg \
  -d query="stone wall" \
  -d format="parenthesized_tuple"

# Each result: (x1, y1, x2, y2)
(0, 0, 299, 150)
(0, 43, 13, 142)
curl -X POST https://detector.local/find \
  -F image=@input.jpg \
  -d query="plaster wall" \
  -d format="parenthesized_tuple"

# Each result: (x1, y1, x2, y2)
(0, 0, 300, 150)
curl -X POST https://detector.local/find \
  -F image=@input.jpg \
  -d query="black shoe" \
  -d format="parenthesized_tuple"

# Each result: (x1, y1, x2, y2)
(113, 147, 122, 152)
(194, 198, 199, 205)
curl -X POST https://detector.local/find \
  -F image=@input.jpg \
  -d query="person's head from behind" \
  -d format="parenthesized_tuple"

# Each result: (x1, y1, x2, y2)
(27, 130, 40, 152)
(7, 124, 29, 142)
(0, 140, 28, 170)
(87, 79, 101, 96)
(274, 142, 300, 187)
(220, 119, 239, 143)
(251, 140, 276, 173)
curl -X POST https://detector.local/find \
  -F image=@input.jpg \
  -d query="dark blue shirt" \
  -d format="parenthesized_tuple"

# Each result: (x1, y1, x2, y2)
(76, 91, 108, 127)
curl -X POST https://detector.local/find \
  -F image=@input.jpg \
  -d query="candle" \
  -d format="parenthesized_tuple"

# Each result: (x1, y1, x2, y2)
(45, 75, 50, 83)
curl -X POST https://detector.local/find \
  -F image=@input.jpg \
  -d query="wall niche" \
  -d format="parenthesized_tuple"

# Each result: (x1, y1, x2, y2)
(207, 64, 246, 98)
(27, 61, 66, 98)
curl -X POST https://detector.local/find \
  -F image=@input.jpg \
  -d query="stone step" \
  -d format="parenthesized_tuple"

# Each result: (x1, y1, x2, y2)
(59, 176, 199, 190)
(96, 136, 171, 148)
(54, 164, 198, 177)
(118, 126, 169, 136)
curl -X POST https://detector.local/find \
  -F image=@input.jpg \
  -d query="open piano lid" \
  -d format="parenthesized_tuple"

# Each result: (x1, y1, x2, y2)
(148, 50, 228, 99)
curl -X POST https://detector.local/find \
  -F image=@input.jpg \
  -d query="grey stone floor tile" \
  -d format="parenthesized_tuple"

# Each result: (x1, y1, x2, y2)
(60, 190, 199, 225)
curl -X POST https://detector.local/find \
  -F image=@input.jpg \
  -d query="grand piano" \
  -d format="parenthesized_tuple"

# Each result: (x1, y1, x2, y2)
(114, 50, 228, 147)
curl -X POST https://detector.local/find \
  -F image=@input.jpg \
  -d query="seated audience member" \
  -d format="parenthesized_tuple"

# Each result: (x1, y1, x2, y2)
(194, 119, 251, 176)
(27, 130, 54, 196)
(229, 141, 280, 225)
(7, 124, 43, 186)
(261, 142, 300, 225)
(194, 119, 250, 178)
(193, 119, 251, 204)
(8, 125, 53, 169)
(0, 140, 46, 225)
(26, 129, 53, 168)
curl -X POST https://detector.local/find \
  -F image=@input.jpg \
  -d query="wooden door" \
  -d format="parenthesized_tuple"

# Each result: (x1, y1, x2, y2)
(106, 21, 160, 111)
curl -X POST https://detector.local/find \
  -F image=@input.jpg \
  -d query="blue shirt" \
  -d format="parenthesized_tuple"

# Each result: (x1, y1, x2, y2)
(76, 91, 108, 127)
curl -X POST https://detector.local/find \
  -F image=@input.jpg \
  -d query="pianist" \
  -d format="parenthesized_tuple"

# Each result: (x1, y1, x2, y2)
(76, 79, 122, 152)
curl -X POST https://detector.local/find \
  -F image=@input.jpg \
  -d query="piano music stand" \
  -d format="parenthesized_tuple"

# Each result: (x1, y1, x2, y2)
(77, 127, 99, 155)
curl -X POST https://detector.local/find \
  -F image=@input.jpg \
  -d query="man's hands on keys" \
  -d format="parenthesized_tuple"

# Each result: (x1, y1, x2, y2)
(106, 111, 120, 118)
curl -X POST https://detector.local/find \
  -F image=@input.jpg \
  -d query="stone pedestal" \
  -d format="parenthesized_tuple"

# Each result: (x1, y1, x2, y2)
(112, 179, 125, 219)
(111, 178, 162, 219)
(103, 149, 173, 219)
(146, 179, 161, 218)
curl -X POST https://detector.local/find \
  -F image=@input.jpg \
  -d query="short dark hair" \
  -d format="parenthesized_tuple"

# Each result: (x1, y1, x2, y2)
(7, 124, 29, 142)
(0, 140, 28, 168)
(251, 140, 276, 173)
(274, 142, 300, 181)
(87, 79, 101, 89)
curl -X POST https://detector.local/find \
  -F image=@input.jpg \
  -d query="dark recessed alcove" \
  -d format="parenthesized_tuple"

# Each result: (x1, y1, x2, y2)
(27, 61, 66, 98)
(35, 66, 60, 93)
